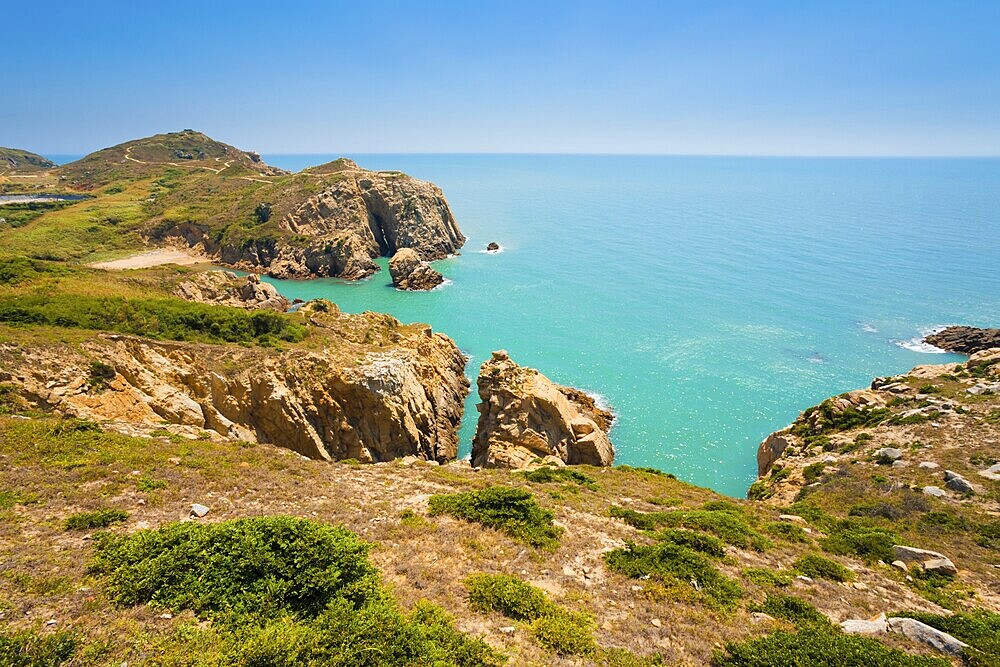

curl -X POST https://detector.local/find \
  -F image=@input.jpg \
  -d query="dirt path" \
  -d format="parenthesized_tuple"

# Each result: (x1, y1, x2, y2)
(89, 249, 210, 270)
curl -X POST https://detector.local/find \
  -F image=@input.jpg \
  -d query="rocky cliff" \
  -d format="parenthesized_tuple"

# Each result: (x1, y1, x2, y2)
(0, 302, 468, 463)
(924, 326, 1000, 355)
(472, 350, 615, 468)
(174, 271, 290, 311)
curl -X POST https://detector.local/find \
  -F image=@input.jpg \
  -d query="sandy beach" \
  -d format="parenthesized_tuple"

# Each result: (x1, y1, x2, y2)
(89, 249, 209, 270)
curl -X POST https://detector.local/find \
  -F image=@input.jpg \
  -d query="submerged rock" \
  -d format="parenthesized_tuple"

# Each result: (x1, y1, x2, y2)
(471, 350, 615, 468)
(388, 248, 444, 291)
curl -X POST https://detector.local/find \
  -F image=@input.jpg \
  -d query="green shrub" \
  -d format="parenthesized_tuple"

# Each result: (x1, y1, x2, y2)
(750, 594, 831, 628)
(0, 294, 306, 346)
(892, 609, 1000, 667)
(793, 554, 854, 582)
(713, 627, 949, 666)
(464, 573, 555, 621)
(0, 257, 72, 285)
(521, 466, 597, 490)
(652, 528, 727, 557)
(742, 568, 791, 588)
(791, 401, 893, 436)
(88, 361, 116, 389)
(531, 611, 596, 656)
(605, 542, 743, 609)
(615, 465, 673, 477)
(976, 521, 1000, 549)
(609, 505, 669, 530)
(763, 521, 808, 543)
(92, 516, 380, 623)
(136, 476, 167, 492)
(0, 629, 77, 667)
(802, 462, 826, 483)
(746, 481, 772, 500)
(0, 489, 39, 510)
(428, 486, 562, 549)
(656, 510, 771, 552)
(64, 508, 128, 530)
(821, 519, 899, 564)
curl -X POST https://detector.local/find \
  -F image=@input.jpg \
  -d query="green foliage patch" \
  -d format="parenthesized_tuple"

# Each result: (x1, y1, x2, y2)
(64, 508, 128, 530)
(520, 466, 598, 490)
(742, 568, 792, 588)
(793, 554, 854, 582)
(604, 541, 743, 609)
(428, 486, 562, 549)
(749, 594, 830, 628)
(0, 293, 306, 346)
(713, 627, 949, 667)
(892, 609, 1000, 667)
(821, 518, 899, 564)
(0, 629, 77, 667)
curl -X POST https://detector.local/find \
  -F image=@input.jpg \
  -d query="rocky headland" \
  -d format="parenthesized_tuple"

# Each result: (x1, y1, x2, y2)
(924, 326, 1000, 355)
(472, 350, 615, 468)
(174, 271, 290, 311)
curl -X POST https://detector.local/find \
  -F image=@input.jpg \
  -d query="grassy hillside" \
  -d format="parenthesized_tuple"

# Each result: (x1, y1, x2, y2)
(0, 147, 55, 173)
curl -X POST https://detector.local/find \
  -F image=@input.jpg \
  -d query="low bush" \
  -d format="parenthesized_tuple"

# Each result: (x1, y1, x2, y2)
(742, 568, 791, 588)
(652, 528, 727, 557)
(793, 554, 854, 582)
(521, 466, 597, 490)
(605, 542, 743, 609)
(821, 519, 899, 564)
(0, 488, 39, 510)
(976, 521, 1000, 549)
(531, 611, 596, 656)
(0, 293, 306, 346)
(713, 627, 949, 666)
(64, 508, 128, 530)
(791, 401, 893, 436)
(465, 573, 555, 621)
(428, 486, 562, 549)
(763, 521, 808, 543)
(656, 509, 772, 552)
(0, 629, 77, 667)
(749, 594, 830, 628)
(615, 465, 674, 477)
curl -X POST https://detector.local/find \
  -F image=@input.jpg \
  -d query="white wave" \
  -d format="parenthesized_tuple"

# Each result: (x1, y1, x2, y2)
(891, 326, 950, 353)
(431, 278, 454, 291)
(858, 322, 878, 333)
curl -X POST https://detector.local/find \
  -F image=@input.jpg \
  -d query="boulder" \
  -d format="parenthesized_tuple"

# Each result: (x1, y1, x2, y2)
(923, 558, 958, 576)
(892, 546, 957, 576)
(191, 503, 210, 517)
(887, 617, 969, 656)
(979, 463, 1000, 481)
(388, 248, 444, 291)
(840, 618, 888, 635)
(175, 271, 290, 312)
(486, 241, 500, 252)
(944, 470, 974, 494)
(874, 447, 903, 461)
(472, 351, 614, 468)
(922, 486, 947, 498)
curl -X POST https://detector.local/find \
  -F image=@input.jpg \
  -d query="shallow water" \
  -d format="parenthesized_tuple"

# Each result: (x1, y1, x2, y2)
(260, 154, 998, 496)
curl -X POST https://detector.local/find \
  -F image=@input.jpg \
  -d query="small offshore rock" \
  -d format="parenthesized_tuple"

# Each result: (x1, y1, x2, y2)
(486, 241, 500, 251)
(190, 503, 210, 518)
(887, 617, 969, 656)
(388, 248, 444, 291)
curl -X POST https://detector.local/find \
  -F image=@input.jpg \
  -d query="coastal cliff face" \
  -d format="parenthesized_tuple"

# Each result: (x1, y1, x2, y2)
(0, 302, 468, 463)
(472, 350, 615, 468)
(163, 159, 466, 281)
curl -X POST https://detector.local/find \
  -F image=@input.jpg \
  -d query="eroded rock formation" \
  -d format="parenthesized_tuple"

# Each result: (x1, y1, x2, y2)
(924, 326, 1000, 355)
(174, 271, 290, 311)
(0, 302, 468, 463)
(472, 350, 614, 468)
(389, 248, 444, 291)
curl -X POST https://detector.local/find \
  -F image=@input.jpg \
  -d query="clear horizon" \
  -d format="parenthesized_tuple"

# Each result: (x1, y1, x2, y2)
(7, 1, 1000, 157)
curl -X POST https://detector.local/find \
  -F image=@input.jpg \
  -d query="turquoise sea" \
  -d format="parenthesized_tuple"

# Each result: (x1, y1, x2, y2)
(254, 155, 1000, 496)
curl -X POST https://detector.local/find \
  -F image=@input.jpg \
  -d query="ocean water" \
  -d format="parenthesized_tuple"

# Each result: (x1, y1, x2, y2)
(259, 155, 999, 495)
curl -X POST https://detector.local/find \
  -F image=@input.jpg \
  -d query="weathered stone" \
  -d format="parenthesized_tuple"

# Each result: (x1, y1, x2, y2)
(891, 560, 908, 572)
(388, 248, 444, 291)
(892, 545, 950, 565)
(778, 514, 807, 524)
(923, 558, 958, 576)
(874, 447, 903, 461)
(922, 486, 947, 497)
(918, 461, 939, 469)
(841, 618, 888, 635)
(757, 431, 792, 477)
(486, 241, 500, 252)
(944, 470, 974, 493)
(979, 463, 1000, 481)
(887, 617, 969, 656)
(472, 351, 614, 468)
(190, 503, 210, 517)
(175, 271, 290, 312)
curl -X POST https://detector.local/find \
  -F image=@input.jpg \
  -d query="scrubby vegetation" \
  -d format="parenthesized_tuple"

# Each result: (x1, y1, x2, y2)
(428, 486, 562, 549)
(520, 466, 598, 490)
(750, 594, 830, 628)
(609, 504, 771, 551)
(0, 629, 77, 667)
(92, 517, 504, 666)
(64, 508, 128, 530)
(893, 609, 1000, 667)
(792, 553, 854, 582)
(0, 294, 306, 346)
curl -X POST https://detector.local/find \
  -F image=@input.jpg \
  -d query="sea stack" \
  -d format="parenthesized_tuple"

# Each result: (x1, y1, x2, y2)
(472, 350, 615, 468)
(389, 248, 445, 290)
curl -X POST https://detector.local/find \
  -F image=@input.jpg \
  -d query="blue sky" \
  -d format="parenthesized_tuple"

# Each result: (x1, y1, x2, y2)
(6, 1, 999, 155)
